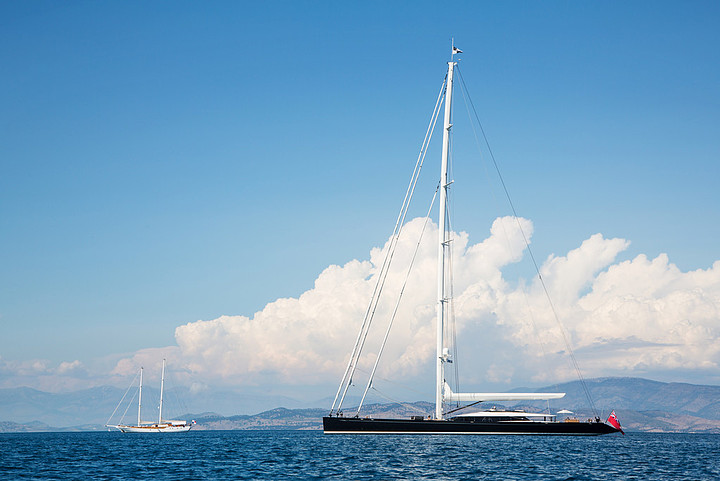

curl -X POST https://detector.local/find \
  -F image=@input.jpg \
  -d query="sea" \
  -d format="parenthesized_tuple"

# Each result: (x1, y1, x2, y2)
(1, 431, 718, 480)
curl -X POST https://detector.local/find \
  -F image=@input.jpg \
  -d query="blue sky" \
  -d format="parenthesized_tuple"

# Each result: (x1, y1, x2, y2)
(1, 1, 719, 398)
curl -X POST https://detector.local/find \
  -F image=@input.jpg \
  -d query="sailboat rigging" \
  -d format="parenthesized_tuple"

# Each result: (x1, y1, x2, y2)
(106, 359, 194, 433)
(323, 46, 620, 435)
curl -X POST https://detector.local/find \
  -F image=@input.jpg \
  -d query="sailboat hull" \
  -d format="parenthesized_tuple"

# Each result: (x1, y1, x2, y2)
(323, 416, 618, 436)
(115, 424, 192, 433)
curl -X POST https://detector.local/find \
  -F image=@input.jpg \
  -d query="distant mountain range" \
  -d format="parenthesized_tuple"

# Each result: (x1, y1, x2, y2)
(0, 384, 309, 428)
(1, 377, 719, 433)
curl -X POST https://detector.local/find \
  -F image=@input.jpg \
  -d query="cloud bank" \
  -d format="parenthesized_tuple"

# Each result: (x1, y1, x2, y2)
(0, 357, 90, 392)
(165, 216, 720, 390)
(4, 216, 718, 394)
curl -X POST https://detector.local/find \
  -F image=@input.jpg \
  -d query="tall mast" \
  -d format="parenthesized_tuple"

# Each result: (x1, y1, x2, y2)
(137, 367, 143, 426)
(158, 358, 165, 424)
(436, 55, 456, 420)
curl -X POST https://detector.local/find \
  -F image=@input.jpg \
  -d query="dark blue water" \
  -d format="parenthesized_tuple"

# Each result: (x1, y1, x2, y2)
(1, 431, 718, 480)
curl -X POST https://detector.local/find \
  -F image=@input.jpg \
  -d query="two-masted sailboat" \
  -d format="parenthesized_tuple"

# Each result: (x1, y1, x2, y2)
(323, 46, 619, 435)
(107, 359, 194, 433)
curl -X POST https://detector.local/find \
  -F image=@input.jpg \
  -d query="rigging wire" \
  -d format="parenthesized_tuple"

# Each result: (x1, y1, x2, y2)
(445, 80, 461, 404)
(332, 75, 448, 415)
(370, 386, 429, 416)
(356, 182, 441, 415)
(456, 74, 558, 412)
(455, 65, 599, 417)
(353, 366, 430, 398)
(118, 390, 139, 425)
(105, 370, 140, 426)
(455, 73, 559, 412)
(165, 371, 190, 419)
(445, 400, 483, 415)
(336, 79, 445, 413)
(447, 216, 460, 405)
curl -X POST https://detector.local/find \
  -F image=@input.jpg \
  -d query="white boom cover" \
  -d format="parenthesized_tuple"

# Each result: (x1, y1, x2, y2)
(443, 382, 565, 402)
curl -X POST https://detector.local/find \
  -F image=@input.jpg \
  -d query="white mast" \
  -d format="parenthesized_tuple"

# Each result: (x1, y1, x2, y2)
(137, 367, 143, 426)
(436, 52, 456, 421)
(158, 358, 165, 424)
(435, 44, 566, 412)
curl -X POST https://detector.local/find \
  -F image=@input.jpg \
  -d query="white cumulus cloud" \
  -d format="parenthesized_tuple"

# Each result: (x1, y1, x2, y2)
(56, 360, 84, 375)
(111, 216, 720, 392)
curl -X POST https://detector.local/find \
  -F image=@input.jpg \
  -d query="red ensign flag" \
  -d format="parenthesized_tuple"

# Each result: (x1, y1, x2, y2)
(607, 410, 625, 435)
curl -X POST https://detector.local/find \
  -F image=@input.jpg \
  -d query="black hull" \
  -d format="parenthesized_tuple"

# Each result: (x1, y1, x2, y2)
(323, 416, 619, 436)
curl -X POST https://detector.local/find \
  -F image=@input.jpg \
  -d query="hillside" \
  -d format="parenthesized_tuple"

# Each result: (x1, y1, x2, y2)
(0, 385, 307, 428)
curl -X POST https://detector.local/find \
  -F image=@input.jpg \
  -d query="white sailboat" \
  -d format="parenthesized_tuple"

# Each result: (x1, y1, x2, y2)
(107, 359, 194, 433)
(323, 45, 619, 435)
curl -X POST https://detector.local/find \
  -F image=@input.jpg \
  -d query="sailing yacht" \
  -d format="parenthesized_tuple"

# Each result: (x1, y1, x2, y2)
(323, 46, 620, 435)
(107, 359, 194, 433)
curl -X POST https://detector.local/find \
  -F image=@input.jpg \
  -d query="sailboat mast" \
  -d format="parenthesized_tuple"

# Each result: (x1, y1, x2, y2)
(137, 367, 143, 426)
(158, 358, 165, 424)
(436, 58, 455, 420)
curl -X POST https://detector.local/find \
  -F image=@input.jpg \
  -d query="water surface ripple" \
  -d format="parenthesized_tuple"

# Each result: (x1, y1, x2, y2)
(1, 431, 718, 480)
